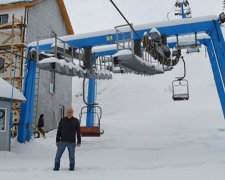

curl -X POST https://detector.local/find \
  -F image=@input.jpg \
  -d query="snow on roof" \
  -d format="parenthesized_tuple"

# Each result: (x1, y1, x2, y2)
(0, 77, 26, 101)
(0, 0, 34, 5)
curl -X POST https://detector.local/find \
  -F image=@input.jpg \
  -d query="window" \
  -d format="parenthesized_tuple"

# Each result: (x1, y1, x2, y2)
(49, 72, 56, 94)
(59, 106, 64, 119)
(0, 14, 8, 25)
(0, 108, 7, 132)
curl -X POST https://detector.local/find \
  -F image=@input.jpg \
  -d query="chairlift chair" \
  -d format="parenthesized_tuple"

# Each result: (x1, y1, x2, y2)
(79, 106, 104, 137)
(172, 79, 189, 101)
(171, 56, 189, 101)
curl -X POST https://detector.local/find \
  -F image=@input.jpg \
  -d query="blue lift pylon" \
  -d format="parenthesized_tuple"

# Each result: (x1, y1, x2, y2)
(18, 15, 225, 142)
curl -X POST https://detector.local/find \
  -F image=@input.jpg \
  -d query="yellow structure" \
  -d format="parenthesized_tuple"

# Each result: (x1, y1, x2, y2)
(0, 14, 25, 91)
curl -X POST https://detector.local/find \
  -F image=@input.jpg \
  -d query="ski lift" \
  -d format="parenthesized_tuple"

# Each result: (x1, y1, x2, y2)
(172, 57, 189, 101)
(79, 105, 104, 137)
(78, 77, 104, 137)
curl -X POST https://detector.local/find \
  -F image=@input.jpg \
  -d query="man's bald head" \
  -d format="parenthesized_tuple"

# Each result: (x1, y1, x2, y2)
(66, 108, 74, 119)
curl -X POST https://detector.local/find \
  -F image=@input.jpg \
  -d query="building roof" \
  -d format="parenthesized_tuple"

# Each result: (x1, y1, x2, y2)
(0, 0, 74, 35)
(0, 77, 26, 102)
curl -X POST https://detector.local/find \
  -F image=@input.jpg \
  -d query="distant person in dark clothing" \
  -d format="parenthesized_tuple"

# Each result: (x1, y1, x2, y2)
(53, 108, 81, 171)
(37, 114, 45, 138)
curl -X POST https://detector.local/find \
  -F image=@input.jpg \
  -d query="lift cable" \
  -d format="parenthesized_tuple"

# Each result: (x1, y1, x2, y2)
(109, 0, 143, 42)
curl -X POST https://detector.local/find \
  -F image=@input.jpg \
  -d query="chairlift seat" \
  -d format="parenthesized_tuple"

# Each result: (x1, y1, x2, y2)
(173, 94, 189, 101)
(80, 126, 104, 137)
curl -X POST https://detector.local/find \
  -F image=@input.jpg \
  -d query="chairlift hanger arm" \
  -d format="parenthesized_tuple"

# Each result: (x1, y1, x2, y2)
(82, 77, 98, 106)
(176, 56, 186, 81)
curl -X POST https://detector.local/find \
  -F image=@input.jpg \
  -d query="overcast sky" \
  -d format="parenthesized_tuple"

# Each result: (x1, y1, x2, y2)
(64, 0, 224, 34)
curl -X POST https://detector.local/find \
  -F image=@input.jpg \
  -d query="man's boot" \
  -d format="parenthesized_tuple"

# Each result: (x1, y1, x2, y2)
(53, 162, 60, 171)
(69, 163, 74, 171)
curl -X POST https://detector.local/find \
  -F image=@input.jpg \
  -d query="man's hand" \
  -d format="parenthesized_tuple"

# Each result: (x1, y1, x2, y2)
(76, 143, 81, 147)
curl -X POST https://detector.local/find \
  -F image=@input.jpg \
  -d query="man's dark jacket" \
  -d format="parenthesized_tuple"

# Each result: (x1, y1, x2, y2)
(56, 116, 81, 144)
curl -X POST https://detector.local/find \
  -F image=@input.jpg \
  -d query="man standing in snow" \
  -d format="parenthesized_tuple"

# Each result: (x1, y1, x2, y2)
(53, 108, 81, 171)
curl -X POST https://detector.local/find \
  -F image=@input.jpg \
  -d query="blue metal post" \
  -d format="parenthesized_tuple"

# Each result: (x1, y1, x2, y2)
(86, 79, 96, 127)
(17, 58, 37, 143)
(209, 21, 225, 79)
(206, 20, 225, 118)
(206, 40, 225, 118)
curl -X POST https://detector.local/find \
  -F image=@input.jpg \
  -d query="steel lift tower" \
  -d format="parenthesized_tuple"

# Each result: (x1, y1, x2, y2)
(17, 13, 225, 143)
